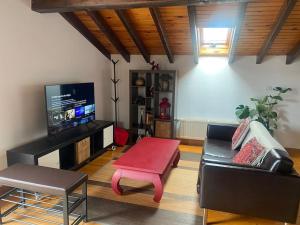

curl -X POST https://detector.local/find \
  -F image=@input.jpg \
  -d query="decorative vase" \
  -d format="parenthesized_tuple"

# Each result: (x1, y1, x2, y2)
(135, 78, 145, 86)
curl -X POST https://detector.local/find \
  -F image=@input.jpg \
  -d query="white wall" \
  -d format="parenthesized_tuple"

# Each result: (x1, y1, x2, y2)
(0, 0, 113, 169)
(111, 54, 300, 148)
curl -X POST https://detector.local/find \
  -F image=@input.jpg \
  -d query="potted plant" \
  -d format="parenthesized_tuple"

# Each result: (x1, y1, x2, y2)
(235, 87, 292, 134)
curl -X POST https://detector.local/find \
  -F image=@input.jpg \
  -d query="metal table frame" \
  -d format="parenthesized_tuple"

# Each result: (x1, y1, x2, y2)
(0, 180, 87, 225)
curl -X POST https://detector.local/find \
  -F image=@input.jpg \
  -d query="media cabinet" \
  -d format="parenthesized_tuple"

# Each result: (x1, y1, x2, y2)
(6, 120, 114, 170)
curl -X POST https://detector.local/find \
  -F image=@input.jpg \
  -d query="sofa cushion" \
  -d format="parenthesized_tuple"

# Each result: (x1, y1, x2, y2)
(232, 118, 251, 150)
(233, 137, 265, 166)
(204, 139, 237, 158)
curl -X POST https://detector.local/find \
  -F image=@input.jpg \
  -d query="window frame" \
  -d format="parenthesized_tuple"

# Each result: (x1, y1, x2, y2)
(198, 28, 233, 56)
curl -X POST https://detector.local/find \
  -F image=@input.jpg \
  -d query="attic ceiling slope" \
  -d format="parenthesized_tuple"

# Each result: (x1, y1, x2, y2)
(39, 0, 300, 64)
(32, 0, 252, 13)
(256, 0, 297, 64)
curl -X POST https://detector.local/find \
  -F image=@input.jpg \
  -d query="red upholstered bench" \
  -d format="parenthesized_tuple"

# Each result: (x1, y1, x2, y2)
(112, 137, 180, 202)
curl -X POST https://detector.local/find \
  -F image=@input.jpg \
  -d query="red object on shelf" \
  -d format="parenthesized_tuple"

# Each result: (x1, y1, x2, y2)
(114, 127, 129, 146)
(159, 97, 171, 120)
(112, 137, 180, 202)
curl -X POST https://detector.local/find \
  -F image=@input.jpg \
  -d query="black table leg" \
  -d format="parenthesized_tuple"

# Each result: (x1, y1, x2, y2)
(82, 181, 88, 222)
(20, 189, 25, 208)
(63, 194, 69, 225)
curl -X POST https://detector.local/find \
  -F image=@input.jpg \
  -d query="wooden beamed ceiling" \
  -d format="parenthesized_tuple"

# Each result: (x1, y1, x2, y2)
(32, 0, 252, 13)
(228, 2, 248, 64)
(149, 7, 174, 63)
(256, 0, 297, 64)
(188, 5, 199, 64)
(35, 0, 300, 64)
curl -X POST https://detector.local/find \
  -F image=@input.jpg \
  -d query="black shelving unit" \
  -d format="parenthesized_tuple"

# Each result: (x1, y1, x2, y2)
(129, 70, 176, 142)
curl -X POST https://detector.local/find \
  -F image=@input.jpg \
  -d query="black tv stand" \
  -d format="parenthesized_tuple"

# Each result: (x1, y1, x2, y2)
(85, 120, 98, 129)
(6, 120, 114, 170)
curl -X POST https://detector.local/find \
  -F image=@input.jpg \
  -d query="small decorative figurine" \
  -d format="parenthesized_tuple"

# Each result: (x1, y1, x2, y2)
(159, 97, 171, 120)
(149, 61, 159, 70)
(146, 85, 155, 97)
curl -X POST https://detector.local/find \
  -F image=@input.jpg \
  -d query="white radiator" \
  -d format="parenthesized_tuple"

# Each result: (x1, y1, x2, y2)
(176, 119, 237, 140)
(176, 119, 208, 140)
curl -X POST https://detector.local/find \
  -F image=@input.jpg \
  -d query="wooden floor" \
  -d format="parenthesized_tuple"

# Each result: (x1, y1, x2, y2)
(1, 145, 300, 225)
(82, 145, 300, 225)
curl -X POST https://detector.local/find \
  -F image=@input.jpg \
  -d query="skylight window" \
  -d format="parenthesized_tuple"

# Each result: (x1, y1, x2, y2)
(198, 28, 232, 56)
(202, 28, 229, 44)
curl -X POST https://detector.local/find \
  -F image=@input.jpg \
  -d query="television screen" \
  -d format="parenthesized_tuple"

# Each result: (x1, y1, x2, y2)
(45, 83, 95, 135)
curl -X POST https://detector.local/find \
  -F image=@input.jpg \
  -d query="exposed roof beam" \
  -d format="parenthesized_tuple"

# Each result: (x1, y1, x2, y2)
(115, 9, 150, 63)
(228, 2, 248, 64)
(32, 0, 251, 13)
(87, 11, 130, 62)
(60, 12, 111, 60)
(149, 7, 174, 63)
(256, 0, 297, 64)
(187, 6, 199, 64)
(286, 42, 300, 64)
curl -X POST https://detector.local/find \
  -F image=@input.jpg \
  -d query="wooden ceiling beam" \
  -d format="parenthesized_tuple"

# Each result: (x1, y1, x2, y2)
(149, 7, 174, 63)
(115, 9, 150, 63)
(187, 6, 199, 64)
(87, 11, 130, 62)
(32, 0, 251, 13)
(286, 42, 300, 64)
(256, 0, 297, 64)
(60, 12, 111, 60)
(228, 2, 248, 64)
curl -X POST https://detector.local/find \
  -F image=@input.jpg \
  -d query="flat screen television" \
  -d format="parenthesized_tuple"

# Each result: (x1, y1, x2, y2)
(45, 82, 95, 135)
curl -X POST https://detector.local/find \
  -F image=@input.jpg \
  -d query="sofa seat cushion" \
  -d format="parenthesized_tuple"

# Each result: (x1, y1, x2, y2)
(204, 139, 238, 159)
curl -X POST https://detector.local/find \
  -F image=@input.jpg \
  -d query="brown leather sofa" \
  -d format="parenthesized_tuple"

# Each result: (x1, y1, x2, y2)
(197, 124, 300, 224)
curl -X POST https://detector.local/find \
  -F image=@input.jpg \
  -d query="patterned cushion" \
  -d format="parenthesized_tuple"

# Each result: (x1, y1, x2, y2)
(232, 118, 251, 150)
(241, 121, 287, 165)
(232, 137, 265, 166)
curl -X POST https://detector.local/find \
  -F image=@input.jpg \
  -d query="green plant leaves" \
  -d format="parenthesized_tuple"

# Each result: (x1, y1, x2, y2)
(273, 87, 292, 93)
(235, 86, 291, 134)
(256, 104, 266, 114)
(250, 98, 259, 102)
(249, 109, 257, 118)
(271, 95, 283, 101)
(270, 111, 278, 119)
(235, 105, 250, 119)
(273, 87, 282, 92)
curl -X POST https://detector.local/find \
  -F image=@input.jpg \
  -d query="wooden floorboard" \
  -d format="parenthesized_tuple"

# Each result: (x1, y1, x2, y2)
(1, 144, 299, 224)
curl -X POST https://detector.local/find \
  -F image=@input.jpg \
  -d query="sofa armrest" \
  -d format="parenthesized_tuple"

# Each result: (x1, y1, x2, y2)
(206, 123, 238, 141)
(199, 162, 300, 223)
